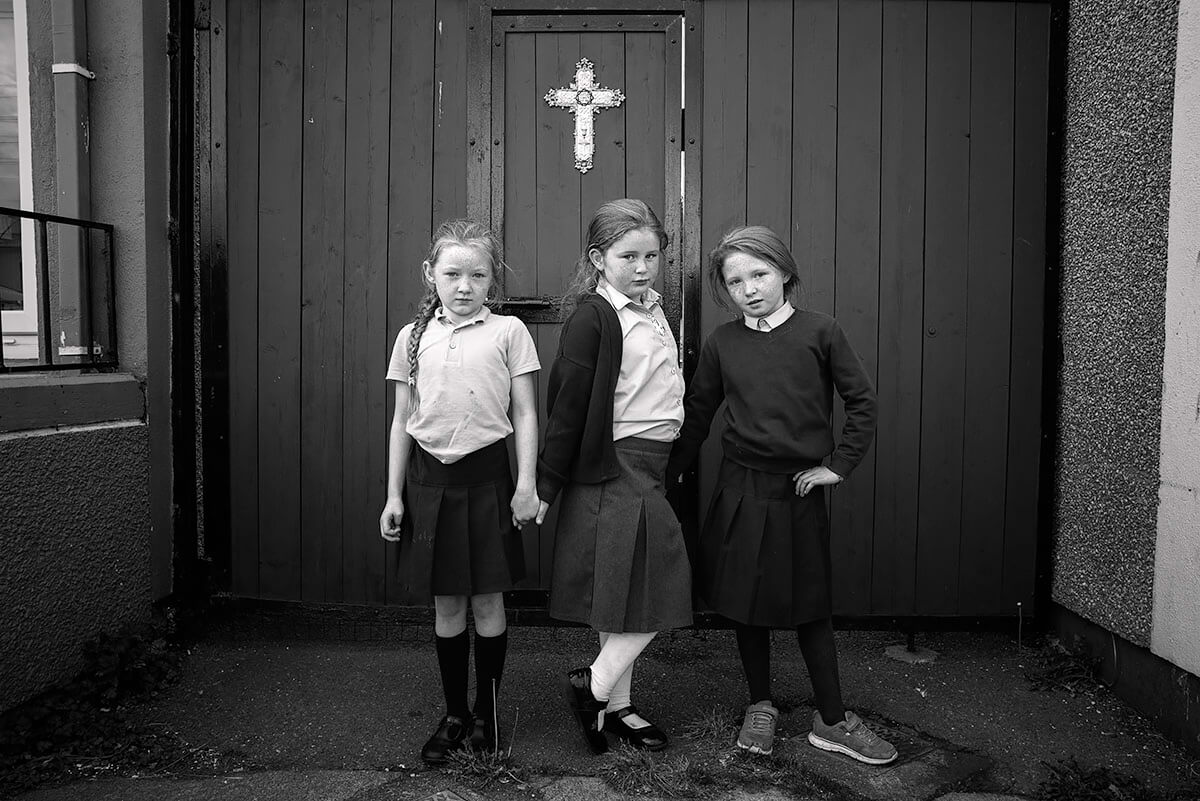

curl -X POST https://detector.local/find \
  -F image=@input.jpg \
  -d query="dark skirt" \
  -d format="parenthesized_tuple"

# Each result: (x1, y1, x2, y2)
(549, 437, 693, 633)
(697, 458, 832, 627)
(395, 439, 525, 604)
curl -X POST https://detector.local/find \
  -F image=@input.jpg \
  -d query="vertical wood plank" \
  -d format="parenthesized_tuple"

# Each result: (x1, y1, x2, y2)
(623, 32, 663, 220)
(746, 0, 791, 236)
(227, 0, 260, 597)
(697, 0, 747, 522)
(915, 0, 971, 615)
(871, 0, 925, 615)
(581, 33, 627, 242)
(384, 0, 436, 604)
(300, 0, 348, 602)
(433, 0, 468, 223)
(1004, 1, 1049, 613)
(256, 0, 305, 600)
(958, 0, 1015, 615)
(503, 32, 538, 297)
(536, 32, 582, 296)
(791, 0, 837, 316)
(342, 0, 394, 605)
(830, 0, 881, 617)
(532, 324, 565, 589)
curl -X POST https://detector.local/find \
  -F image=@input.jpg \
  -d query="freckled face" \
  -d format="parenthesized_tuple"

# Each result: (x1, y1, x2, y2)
(591, 227, 662, 303)
(425, 244, 494, 324)
(720, 252, 789, 320)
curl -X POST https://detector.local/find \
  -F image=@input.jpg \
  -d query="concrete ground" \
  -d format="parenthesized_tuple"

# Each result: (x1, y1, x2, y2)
(12, 626, 1200, 801)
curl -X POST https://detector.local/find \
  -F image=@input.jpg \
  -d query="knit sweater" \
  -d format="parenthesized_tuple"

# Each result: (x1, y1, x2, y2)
(666, 310, 878, 479)
(536, 293, 624, 505)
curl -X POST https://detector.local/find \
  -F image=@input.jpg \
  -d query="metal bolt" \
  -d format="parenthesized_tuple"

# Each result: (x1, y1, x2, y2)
(469, 138, 476, 146)
(494, 139, 500, 146)
(688, 138, 695, 144)
(927, 327, 937, 336)
(617, 21, 623, 27)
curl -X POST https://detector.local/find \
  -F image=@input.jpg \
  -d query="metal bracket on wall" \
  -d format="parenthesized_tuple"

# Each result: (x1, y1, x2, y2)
(52, 63, 96, 80)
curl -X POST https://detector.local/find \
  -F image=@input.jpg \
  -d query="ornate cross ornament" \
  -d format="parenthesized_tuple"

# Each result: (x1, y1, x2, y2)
(544, 58, 625, 174)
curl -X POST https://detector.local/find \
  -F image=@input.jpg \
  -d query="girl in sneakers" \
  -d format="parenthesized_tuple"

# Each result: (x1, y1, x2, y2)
(379, 220, 541, 765)
(534, 199, 693, 755)
(667, 226, 896, 765)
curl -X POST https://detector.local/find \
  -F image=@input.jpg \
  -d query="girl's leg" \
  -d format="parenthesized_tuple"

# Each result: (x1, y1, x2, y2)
(795, 617, 846, 726)
(597, 632, 650, 728)
(734, 623, 773, 704)
(590, 631, 656, 702)
(470, 592, 507, 727)
(433, 595, 471, 720)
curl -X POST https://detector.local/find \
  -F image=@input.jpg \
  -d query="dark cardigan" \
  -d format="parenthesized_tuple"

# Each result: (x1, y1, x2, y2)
(536, 293, 624, 505)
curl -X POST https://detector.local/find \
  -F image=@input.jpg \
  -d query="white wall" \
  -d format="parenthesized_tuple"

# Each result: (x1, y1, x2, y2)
(1151, 0, 1200, 677)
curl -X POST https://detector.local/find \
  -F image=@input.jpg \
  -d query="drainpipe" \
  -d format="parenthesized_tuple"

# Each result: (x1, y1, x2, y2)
(50, 0, 92, 359)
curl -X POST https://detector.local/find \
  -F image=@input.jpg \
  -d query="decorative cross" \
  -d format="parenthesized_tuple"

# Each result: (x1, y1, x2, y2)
(544, 58, 625, 174)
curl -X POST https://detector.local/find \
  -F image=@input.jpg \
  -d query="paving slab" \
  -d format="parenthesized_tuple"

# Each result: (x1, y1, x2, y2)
(11, 770, 391, 801)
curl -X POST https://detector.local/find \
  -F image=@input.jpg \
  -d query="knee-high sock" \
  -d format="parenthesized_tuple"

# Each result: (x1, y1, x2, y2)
(436, 630, 471, 720)
(735, 623, 772, 704)
(473, 630, 508, 723)
(590, 631, 656, 702)
(796, 617, 845, 726)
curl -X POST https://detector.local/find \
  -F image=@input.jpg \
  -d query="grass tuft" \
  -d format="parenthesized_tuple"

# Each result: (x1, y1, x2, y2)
(1036, 758, 1200, 801)
(1024, 639, 1104, 696)
(599, 743, 705, 798)
(443, 744, 530, 790)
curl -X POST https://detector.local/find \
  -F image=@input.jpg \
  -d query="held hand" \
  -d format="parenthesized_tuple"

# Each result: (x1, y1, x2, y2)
(535, 500, 551, 526)
(380, 498, 404, 542)
(510, 487, 540, 529)
(793, 466, 842, 497)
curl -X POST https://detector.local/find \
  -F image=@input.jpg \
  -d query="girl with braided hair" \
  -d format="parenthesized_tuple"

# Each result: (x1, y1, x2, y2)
(379, 220, 541, 764)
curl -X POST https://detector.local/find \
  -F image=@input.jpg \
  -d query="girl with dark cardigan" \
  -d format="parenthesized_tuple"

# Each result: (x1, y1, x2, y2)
(666, 226, 897, 765)
(533, 199, 692, 754)
(380, 220, 541, 764)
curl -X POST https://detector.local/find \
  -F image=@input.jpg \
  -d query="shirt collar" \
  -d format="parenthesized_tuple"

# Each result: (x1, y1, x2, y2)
(744, 301, 795, 331)
(435, 304, 491, 328)
(597, 278, 662, 311)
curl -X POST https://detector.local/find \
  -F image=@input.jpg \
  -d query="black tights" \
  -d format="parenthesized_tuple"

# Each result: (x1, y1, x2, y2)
(734, 618, 846, 727)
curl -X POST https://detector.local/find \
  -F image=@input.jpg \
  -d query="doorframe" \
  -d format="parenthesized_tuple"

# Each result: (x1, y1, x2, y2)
(465, 0, 703, 367)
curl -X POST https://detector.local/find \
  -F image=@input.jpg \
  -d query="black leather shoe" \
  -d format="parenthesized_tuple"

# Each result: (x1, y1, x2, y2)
(420, 714, 471, 765)
(469, 714, 496, 753)
(604, 705, 669, 751)
(566, 667, 609, 755)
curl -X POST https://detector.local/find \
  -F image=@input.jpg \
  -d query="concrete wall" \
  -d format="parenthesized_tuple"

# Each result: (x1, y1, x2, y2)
(1052, 0, 1178, 647)
(0, 423, 151, 710)
(1151, 0, 1200, 677)
(0, 0, 172, 709)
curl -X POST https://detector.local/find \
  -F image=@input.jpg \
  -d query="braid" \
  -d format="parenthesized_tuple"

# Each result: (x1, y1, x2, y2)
(405, 288, 439, 410)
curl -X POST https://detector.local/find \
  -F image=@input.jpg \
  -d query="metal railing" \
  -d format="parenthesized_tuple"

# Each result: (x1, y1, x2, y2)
(0, 207, 117, 373)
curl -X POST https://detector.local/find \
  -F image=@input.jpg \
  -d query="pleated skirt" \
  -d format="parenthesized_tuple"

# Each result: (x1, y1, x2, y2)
(395, 439, 525, 604)
(697, 458, 832, 627)
(549, 437, 693, 633)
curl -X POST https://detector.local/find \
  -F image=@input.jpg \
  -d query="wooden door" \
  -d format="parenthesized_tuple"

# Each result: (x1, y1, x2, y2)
(468, 9, 686, 589)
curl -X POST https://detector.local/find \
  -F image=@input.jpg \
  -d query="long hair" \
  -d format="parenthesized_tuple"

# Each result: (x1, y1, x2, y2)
(705, 225, 803, 313)
(560, 198, 669, 318)
(406, 219, 504, 409)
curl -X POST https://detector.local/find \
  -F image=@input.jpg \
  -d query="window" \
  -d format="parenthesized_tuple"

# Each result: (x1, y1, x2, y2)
(0, 0, 36, 360)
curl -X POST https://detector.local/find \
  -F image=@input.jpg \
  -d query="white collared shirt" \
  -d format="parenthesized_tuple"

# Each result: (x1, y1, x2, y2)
(596, 281, 685, 442)
(744, 301, 796, 331)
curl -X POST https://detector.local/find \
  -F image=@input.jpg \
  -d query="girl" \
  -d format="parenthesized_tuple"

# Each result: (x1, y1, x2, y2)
(533, 199, 692, 754)
(379, 220, 541, 764)
(666, 226, 897, 765)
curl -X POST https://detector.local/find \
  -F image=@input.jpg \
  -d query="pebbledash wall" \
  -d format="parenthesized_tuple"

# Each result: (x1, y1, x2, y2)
(1054, 0, 1200, 751)
(0, 2, 172, 710)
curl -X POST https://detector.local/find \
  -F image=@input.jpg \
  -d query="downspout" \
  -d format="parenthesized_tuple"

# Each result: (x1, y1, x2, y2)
(50, 0, 92, 358)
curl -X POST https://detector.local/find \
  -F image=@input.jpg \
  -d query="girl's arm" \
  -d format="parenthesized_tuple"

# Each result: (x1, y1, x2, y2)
(666, 335, 725, 483)
(826, 320, 878, 479)
(508, 371, 540, 528)
(380, 381, 414, 541)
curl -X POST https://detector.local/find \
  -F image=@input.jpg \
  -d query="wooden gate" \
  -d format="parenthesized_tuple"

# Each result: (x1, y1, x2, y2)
(209, 0, 1050, 617)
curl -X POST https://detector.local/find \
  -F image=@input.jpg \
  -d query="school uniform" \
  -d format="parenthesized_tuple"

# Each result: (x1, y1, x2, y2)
(539, 283, 692, 633)
(666, 304, 877, 627)
(386, 306, 540, 602)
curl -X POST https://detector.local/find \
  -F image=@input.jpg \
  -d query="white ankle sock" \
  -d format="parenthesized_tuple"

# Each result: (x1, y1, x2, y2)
(590, 631, 656, 723)
(597, 634, 651, 729)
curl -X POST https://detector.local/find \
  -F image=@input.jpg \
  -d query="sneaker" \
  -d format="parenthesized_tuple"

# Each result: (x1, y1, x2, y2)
(736, 701, 779, 755)
(807, 710, 898, 765)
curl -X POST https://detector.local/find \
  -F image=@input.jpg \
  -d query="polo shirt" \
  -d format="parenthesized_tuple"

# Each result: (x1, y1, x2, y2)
(743, 301, 796, 331)
(596, 280, 684, 442)
(386, 306, 540, 464)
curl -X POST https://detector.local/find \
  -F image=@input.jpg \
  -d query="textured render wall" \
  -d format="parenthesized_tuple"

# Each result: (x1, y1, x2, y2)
(0, 424, 152, 710)
(1052, 0, 1178, 646)
(1151, 1, 1200, 677)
